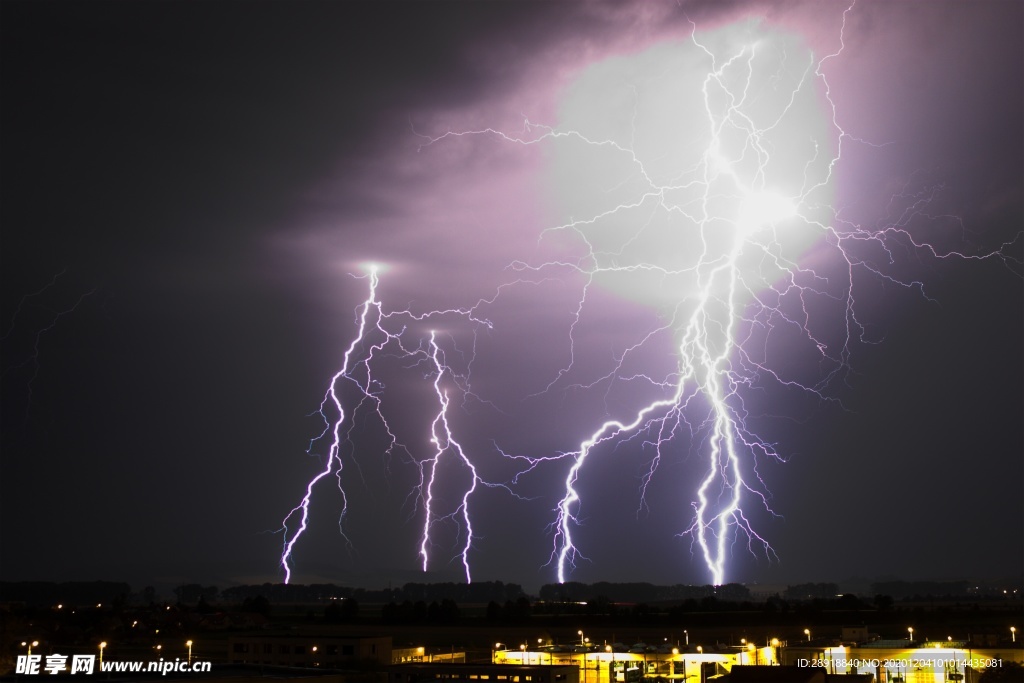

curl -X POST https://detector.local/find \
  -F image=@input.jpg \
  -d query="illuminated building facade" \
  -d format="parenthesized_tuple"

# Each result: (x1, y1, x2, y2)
(493, 644, 774, 683)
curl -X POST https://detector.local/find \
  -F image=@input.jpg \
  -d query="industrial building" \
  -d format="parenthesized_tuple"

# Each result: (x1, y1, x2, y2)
(492, 643, 774, 683)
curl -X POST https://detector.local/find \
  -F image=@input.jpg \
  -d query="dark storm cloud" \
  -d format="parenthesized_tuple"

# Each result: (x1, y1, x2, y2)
(1, 1, 1020, 590)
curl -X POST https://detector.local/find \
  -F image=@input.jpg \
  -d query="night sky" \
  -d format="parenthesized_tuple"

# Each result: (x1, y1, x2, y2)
(1, 1, 1021, 593)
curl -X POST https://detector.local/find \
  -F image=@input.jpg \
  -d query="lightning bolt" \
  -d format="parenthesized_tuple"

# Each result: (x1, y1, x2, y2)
(421, 5, 1017, 586)
(417, 331, 481, 582)
(535, 18, 835, 586)
(549, 7, 1017, 584)
(283, 3, 1020, 586)
(279, 266, 387, 583)
(280, 269, 518, 583)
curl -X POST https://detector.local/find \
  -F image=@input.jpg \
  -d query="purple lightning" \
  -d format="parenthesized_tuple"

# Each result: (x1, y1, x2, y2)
(281, 4, 1020, 586)
(279, 265, 392, 583)
(280, 269, 517, 583)
(418, 5, 1017, 585)
(452, 16, 847, 585)
(417, 331, 480, 582)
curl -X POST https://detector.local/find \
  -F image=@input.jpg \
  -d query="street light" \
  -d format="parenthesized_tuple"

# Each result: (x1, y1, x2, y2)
(186, 640, 193, 665)
(804, 629, 810, 642)
(907, 627, 913, 642)
(684, 631, 689, 646)
(747, 643, 755, 665)
(99, 642, 107, 666)
(21, 641, 39, 656)
(579, 630, 585, 646)
(1012, 627, 1017, 643)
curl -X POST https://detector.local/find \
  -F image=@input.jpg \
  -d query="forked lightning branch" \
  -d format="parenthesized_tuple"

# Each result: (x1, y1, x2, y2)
(278, 6, 1019, 586)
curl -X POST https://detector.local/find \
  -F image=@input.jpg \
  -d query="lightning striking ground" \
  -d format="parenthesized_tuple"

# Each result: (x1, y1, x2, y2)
(418, 331, 481, 583)
(279, 6, 1020, 586)
(279, 267, 384, 583)
(509, 19, 843, 585)
(279, 270, 518, 583)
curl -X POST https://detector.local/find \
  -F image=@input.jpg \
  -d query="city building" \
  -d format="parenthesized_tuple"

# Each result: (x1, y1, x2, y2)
(394, 646, 467, 664)
(493, 644, 775, 683)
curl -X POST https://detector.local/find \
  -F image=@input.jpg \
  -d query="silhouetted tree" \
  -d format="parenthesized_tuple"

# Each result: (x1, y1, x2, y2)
(241, 595, 270, 616)
(837, 594, 864, 610)
(323, 599, 358, 623)
(439, 598, 459, 623)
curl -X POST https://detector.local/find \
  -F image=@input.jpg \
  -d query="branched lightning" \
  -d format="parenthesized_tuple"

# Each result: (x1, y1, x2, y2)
(279, 267, 385, 583)
(418, 331, 482, 582)
(524, 18, 839, 586)
(419, 6, 1017, 585)
(281, 4, 1020, 586)
(279, 269, 520, 583)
